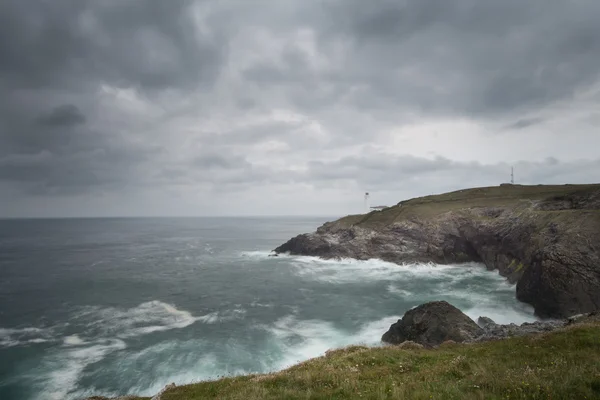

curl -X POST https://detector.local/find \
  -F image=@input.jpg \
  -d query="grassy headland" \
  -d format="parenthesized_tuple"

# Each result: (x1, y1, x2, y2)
(330, 183, 600, 230)
(277, 184, 600, 318)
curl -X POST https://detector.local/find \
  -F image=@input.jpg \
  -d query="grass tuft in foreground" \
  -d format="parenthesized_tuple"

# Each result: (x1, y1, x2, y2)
(153, 323, 600, 400)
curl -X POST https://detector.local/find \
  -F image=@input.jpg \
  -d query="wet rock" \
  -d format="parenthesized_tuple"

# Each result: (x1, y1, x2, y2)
(382, 301, 484, 347)
(473, 317, 566, 342)
(477, 316, 496, 329)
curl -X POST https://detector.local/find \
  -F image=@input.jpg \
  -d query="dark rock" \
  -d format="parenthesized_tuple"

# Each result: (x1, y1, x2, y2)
(473, 317, 566, 342)
(381, 301, 484, 347)
(477, 316, 496, 329)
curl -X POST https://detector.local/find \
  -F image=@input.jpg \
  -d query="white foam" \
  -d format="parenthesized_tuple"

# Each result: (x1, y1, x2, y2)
(112, 342, 221, 397)
(30, 339, 126, 400)
(290, 256, 486, 284)
(464, 304, 537, 325)
(240, 250, 277, 259)
(120, 315, 401, 397)
(29, 338, 50, 344)
(250, 301, 274, 308)
(352, 316, 402, 346)
(263, 314, 403, 371)
(0, 326, 53, 348)
(73, 300, 201, 339)
(197, 308, 246, 324)
(386, 284, 413, 297)
(18, 301, 208, 398)
(63, 335, 87, 346)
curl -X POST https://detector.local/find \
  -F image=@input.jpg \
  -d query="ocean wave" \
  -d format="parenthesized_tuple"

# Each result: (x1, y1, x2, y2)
(0, 326, 53, 348)
(386, 284, 413, 297)
(73, 300, 202, 338)
(197, 308, 247, 324)
(290, 256, 491, 284)
(63, 335, 87, 346)
(464, 304, 537, 325)
(240, 250, 278, 259)
(107, 341, 221, 397)
(13, 300, 206, 400)
(263, 314, 402, 371)
(29, 339, 127, 400)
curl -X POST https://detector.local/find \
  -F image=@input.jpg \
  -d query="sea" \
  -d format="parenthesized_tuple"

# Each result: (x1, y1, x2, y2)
(0, 217, 537, 400)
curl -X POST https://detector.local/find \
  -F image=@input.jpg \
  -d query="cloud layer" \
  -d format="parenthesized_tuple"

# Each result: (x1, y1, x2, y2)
(1, 0, 599, 217)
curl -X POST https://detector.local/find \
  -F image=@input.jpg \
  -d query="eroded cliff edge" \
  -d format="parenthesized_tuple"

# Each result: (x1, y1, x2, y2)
(275, 184, 600, 318)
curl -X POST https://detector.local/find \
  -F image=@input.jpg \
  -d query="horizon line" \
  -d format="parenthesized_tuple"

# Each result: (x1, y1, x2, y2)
(0, 215, 342, 220)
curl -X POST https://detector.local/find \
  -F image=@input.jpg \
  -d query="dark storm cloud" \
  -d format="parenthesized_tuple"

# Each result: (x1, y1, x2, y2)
(0, 0, 218, 195)
(293, 0, 600, 117)
(0, 0, 221, 91)
(36, 105, 86, 127)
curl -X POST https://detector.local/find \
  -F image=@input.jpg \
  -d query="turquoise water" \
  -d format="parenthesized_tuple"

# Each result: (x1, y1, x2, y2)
(0, 217, 536, 399)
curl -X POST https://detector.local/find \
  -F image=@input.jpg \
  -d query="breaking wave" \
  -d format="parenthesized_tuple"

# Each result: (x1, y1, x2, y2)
(0, 327, 53, 348)
(290, 257, 489, 283)
(5, 301, 221, 400)
(263, 314, 401, 371)
(29, 339, 127, 400)
(71, 300, 202, 338)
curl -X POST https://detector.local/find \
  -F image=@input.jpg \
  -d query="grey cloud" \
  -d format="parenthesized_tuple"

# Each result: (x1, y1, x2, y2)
(505, 117, 545, 130)
(0, 143, 161, 195)
(1, 0, 599, 216)
(36, 104, 86, 127)
(0, 0, 221, 197)
(155, 149, 599, 196)
(304, 153, 600, 193)
(297, 0, 600, 117)
(193, 153, 251, 170)
(0, 0, 222, 91)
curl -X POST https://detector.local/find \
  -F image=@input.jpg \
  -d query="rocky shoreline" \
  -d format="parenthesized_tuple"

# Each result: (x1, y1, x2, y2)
(275, 184, 600, 318)
(380, 300, 594, 348)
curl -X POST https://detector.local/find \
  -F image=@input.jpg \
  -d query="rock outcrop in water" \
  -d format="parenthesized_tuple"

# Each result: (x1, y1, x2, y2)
(381, 301, 484, 346)
(275, 184, 600, 318)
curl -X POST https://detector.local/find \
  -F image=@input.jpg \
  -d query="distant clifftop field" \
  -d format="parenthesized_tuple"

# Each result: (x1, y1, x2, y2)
(276, 184, 600, 318)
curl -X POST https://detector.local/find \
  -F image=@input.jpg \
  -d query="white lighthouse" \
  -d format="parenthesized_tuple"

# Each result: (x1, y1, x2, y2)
(364, 192, 370, 213)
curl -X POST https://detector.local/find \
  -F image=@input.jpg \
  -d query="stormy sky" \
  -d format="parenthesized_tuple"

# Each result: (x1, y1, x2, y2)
(1, 0, 599, 217)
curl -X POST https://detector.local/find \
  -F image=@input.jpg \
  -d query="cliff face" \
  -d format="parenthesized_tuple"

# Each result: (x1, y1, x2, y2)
(275, 184, 600, 318)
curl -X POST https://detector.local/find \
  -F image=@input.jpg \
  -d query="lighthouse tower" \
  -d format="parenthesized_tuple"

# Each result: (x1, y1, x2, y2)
(364, 192, 370, 213)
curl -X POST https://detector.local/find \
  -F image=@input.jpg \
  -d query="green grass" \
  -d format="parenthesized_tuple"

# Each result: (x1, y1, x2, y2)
(147, 323, 600, 400)
(331, 184, 600, 230)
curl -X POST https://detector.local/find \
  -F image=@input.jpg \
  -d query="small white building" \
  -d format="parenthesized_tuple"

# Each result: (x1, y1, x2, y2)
(370, 205, 388, 212)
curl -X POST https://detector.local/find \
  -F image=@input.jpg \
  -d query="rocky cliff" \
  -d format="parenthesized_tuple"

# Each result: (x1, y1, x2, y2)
(275, 184, 600, 318)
